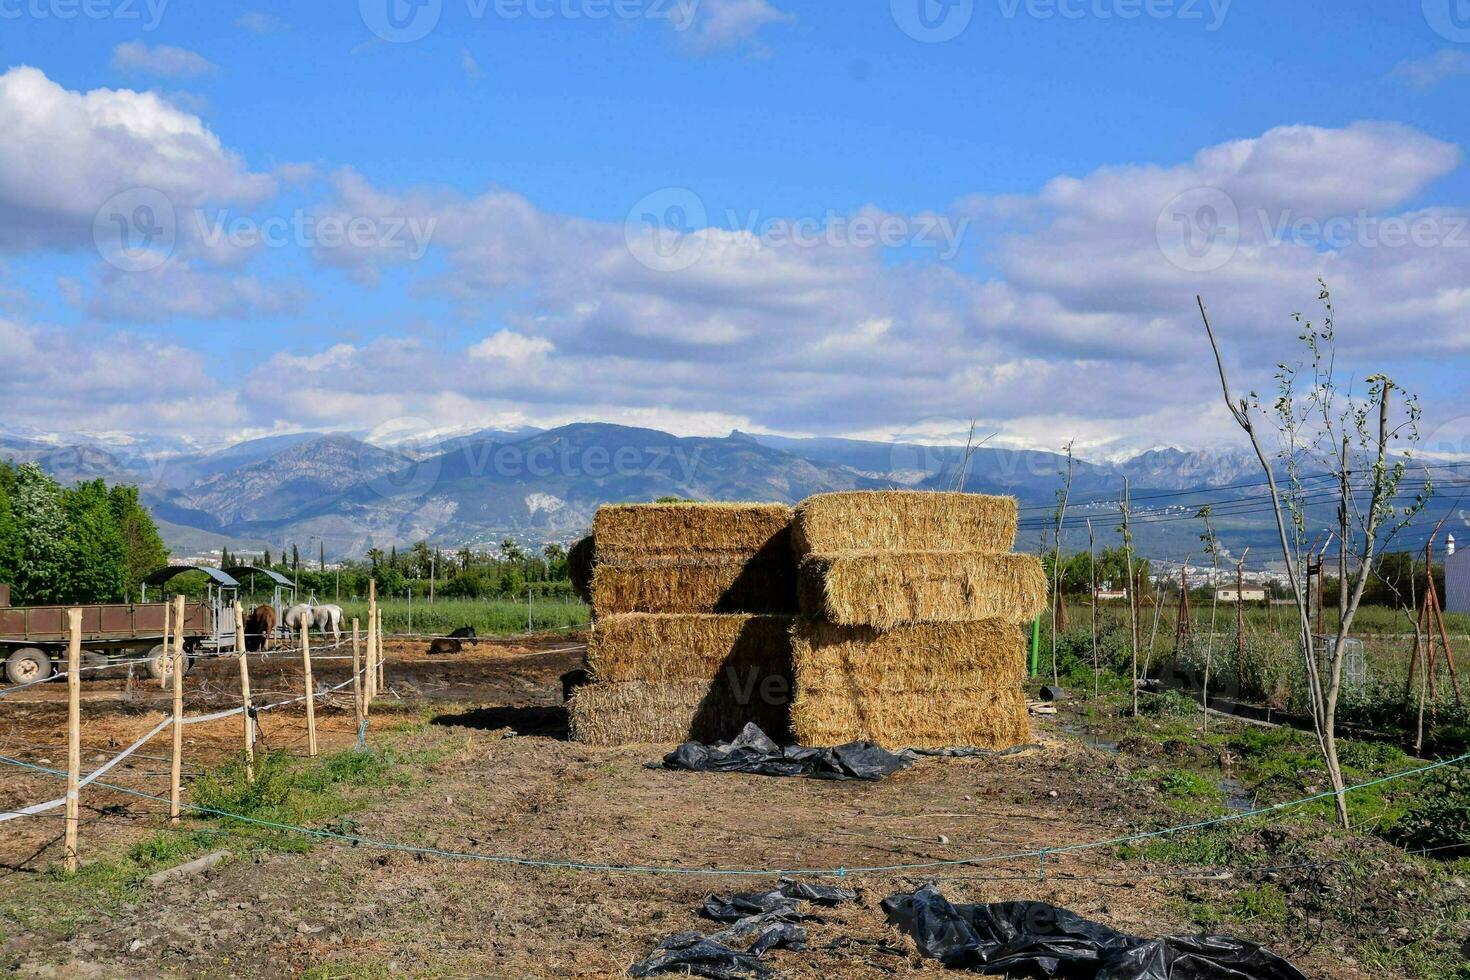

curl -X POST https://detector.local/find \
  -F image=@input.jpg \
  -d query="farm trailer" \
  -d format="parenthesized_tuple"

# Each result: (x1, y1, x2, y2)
(0, 566, 248, 686)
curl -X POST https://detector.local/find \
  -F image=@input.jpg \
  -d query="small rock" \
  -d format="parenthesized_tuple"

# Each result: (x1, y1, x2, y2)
(937, 835, 950, 845)
(128, 939, 147, 954)
(1048, 790, 1059, 798)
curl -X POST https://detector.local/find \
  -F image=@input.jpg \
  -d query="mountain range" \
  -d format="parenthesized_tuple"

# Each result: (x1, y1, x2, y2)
(1, 424, 1452, 567)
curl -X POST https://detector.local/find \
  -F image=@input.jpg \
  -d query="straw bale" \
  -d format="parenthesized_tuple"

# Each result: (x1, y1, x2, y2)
(588, 613, 795, 683)
(798, 551, 1047, 628)
(792, 491, 1017, 555)
(790, 619, 1025, 693)
(593, 502, 792, 562)
(568, 679, 790, 746)
(790, 686, 1030, 750)
(592, 555, 797, 617)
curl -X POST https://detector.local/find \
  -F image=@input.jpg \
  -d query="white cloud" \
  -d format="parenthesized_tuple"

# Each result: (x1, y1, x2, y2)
(111, 42, 218, 79)
(0, 66, 275, 252)
(676, 0, 794, 52)
(469, 330, 554, 362)
(1393, 49, 1470, 90)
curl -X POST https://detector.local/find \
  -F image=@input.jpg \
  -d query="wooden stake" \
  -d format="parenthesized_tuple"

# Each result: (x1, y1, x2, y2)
(159, 597, 171, 690)
(376, 608, 385, 691)
(352, 618, 365, 730)
(64, 608, 82, 873)
(366, 580, 377, 704)
(301, 617, 318, 757)
(169, 594, 185, 826)
(234, 601, 253, 781)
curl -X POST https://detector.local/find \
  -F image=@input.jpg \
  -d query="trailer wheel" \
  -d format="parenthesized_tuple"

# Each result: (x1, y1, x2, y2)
(145, 644, 192, 682)
(5, 648, 54, 685)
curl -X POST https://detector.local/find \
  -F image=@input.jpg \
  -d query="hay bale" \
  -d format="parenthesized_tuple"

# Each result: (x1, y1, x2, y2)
(792, 491, 1017, 555)
(592, 556, 798, 617)
(791, 619, 1025, 693)
(568, 534, 595, 605)
(568, 679, 790, 746)
(798, 551, 1047, 628)
(790, 686, 1031, 750)
(588, 613, 795, 683)
(593, 502, 793, 562)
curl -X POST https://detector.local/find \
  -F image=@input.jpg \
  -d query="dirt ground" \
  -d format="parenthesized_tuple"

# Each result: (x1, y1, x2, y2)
(0, 636, 1410, 978)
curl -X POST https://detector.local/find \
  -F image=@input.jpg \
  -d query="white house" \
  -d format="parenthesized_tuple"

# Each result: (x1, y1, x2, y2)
(1446, 534, 1470, 614)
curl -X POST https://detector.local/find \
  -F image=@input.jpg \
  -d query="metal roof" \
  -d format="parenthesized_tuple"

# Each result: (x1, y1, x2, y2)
(142, 565, 241, 588)
(222, 566, 296, 589)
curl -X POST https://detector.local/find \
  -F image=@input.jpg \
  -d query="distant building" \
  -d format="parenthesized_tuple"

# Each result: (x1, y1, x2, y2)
(1216, 587, 1267, 603)
(1446, 535, 1470, 614)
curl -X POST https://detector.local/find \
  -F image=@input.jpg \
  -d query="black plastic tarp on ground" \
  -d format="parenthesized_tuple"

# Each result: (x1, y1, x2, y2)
(882, 885, 1309, 980)
(659, 723, 912, 781)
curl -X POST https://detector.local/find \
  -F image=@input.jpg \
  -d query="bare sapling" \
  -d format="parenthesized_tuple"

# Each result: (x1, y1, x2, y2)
(1051, 441, 1075, 686)
(1199, 284, 1428, 828)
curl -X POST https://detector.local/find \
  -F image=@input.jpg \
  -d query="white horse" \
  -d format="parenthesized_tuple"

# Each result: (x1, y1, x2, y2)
(283, 603, 315, 635)
(312, 604, 344, 641)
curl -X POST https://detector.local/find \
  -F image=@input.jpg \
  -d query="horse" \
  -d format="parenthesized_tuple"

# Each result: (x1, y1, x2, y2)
(244, 605, 276, 652)
(283, 603, 315, 637)
(448, 626, 477, 646)
(312, 604, 344, 641)
(427, 637, 462, 656)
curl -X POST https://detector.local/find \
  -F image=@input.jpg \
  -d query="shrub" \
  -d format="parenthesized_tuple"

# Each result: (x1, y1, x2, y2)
(1140, 690, 1200, 718)
(1389, 767, 1470, 853)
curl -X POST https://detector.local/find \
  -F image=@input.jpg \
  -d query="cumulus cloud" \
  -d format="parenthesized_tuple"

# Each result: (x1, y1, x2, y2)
(111, 42, 218, 79)
(0, 66, 274, 252)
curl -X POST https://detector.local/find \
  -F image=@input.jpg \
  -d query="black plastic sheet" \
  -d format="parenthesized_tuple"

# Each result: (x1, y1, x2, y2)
(630, 879, 854, 977)
(882, 885, 1307, 980)
(659, 723, 912, 781)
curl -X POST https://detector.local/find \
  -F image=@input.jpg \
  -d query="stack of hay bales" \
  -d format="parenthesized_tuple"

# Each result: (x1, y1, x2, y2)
(569, 503, 799, 745)
(790, 491, 1048, 749)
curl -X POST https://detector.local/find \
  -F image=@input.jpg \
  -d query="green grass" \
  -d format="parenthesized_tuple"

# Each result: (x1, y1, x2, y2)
(336, 596, 589, 637)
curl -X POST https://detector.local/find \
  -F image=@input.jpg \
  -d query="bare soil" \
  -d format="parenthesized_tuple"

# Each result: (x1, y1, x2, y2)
(0, 636, 1424, 978)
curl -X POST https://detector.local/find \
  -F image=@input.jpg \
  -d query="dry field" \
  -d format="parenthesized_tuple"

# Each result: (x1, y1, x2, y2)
(0, 635, 1450, 978)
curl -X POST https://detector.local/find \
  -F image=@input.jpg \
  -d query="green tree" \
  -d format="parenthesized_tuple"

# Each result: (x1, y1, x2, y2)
(108, 483, 167, 596)
(11, 463, 70, 604)
(61, 480, 128, 602)
(0, 462, 23, 591)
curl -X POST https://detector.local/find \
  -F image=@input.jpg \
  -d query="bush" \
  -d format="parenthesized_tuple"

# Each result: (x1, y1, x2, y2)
(1140, 690, 1200, 718)
(1389, 767, 1470, 853)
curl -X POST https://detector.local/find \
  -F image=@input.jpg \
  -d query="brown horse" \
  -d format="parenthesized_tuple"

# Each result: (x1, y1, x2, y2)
(244, 605, 276, 652)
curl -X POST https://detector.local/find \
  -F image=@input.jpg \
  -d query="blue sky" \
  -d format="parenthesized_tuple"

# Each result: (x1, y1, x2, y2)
(2, 0, 1468, 459)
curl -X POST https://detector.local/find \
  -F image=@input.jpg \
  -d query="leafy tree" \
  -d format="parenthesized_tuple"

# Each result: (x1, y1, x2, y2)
(108, 483, 167, 595)
(61, 480, 128, 602)
(0, 462, 23, 592)
(500, 538, 526, 563)
(11, 464, 70, 604)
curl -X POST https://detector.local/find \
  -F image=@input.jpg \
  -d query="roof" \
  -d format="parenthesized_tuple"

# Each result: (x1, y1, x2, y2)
(142, 565, 241, 588)
(222, 566, 296, 589)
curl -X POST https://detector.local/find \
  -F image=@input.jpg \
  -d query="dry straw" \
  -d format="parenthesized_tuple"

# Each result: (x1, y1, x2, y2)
(790, 619, 1025, 692)
(588, 613, 795, 683)
(568, 679, 790, 746)
(592, 556, 798, 617)
(791, 686, 1030, 750)
(798, 551, 1047, 628)
(593, 502, 793, 561)
(792, 491, 1017, 555)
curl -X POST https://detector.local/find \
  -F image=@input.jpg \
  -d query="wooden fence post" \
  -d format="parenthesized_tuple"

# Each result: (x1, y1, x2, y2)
(169, 594, 185, 826)
(64, 608, 82, 873)
(301, 618, 318, 757)
(234, 601, 253, 781)
(159, 597, 171, 690)
(376, 608, 385, 692)
(352, 619, 365, 731)
(366, 581, 377, 705)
